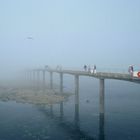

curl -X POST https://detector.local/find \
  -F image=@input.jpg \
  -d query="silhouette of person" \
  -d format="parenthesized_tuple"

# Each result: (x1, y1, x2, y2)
(94, 65, 96, 74)
(84, 65, 87, 71)
(128, 65, 134, 77)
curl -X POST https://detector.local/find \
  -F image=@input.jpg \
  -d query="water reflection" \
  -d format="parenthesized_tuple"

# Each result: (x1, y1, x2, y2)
(38, 104, 95, 140)
(74, 75, 80, 129)
(0, 73, 105, 140)
(0, 97, 105, 140)
(60, 101, 64, 119)
(74, 103, 80, 128)
(99, 113, 105, 140)
(50, 104, 54, 117)
(37, 99, 105, 140)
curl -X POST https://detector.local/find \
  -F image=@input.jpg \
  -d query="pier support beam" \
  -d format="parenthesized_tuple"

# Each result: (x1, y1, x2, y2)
(60, 73, 63, 93)
(33, 70, 36, 88)
(42, 70, 46, 91)
(99, 79, 105, 114)
(37, 70, 40, 90)
(29, 71, 32, 83)
(74, 75, 79, 125)
(50, 72, 53, 89)
(26, 70, 32, 87)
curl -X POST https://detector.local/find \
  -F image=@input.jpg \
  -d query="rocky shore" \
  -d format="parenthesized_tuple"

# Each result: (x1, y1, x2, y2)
(0, 87, 73, 105)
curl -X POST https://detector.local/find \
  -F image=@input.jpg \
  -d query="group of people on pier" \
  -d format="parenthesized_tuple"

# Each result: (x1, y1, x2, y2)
(83, 64, 135, 76)
(83, 65, 97, 74)
(45, 64, 136, 77)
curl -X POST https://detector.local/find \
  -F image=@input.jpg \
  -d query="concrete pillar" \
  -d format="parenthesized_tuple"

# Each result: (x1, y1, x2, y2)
(37, 70, 40, 90)
(29, 71, 32, 82)
(74, 75, 79, 124)
(29, 71, 32, 87)
(28, 70, 32, 82)
(25, 71, 31, 87)
(32, 70, 36, 88)
(60, 73, 63, 93)
(42, 70, 46, 91)
(34, 71, 37, 89)
(50, 72, 53, 89)
(25, 71, 29, 81)
(33, 71, 35, 82)
(99, 79, 105, 114)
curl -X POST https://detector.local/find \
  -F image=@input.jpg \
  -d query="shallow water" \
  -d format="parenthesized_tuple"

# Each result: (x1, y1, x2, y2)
(0, 78, 140, 140)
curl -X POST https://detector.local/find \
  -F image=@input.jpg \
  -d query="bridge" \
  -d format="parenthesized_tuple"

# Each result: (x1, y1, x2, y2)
(25, 67, 140, 140)
(26, 67, 140, 114)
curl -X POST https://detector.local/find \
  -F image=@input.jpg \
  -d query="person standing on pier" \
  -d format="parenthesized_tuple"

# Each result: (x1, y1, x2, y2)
(94, 65, 97, 74)
(45, 65, 49, 69)
(128, 65, 134, 77)
(88, 65, 91, 73)
(83, 65, 87, 71)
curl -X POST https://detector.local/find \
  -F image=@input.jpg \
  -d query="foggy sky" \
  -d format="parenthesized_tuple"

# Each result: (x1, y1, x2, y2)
(0, 0, 140, 79)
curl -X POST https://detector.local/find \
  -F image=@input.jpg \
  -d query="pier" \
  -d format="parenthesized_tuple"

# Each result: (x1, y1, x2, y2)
(25, 66, 140, 140)
(26, 67, 140, 112)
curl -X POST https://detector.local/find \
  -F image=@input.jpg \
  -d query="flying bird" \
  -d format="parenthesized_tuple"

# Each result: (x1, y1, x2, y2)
(27, 36, 34, 40)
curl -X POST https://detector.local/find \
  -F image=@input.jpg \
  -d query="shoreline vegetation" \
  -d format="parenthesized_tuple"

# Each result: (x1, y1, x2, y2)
(0, 86, 73, 105)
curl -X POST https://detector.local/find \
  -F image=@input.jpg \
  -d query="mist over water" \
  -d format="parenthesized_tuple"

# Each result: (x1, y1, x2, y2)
(0, 73, 140, 140)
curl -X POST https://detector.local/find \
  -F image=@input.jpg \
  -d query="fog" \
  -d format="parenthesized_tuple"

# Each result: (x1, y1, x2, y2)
(0, 1, 140, 140)
(0, 0, 140, 81)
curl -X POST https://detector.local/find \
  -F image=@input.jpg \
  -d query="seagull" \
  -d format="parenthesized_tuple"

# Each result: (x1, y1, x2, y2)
(27, 36, 33, 40)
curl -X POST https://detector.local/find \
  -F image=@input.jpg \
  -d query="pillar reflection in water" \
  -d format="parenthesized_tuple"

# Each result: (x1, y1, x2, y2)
(60, 102, 64, 119)
(99, 79, 105, 140)
(99, 113, 105, 140)
(50, 104, 53, 117)
(60, 73, 64, 118)
(74, 75, 80, 127)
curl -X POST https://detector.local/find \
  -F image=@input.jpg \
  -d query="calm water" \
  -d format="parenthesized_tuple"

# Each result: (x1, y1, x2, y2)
(0, 78, 140, 140)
